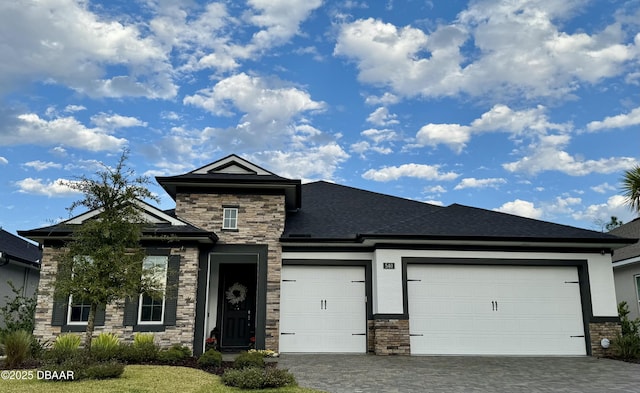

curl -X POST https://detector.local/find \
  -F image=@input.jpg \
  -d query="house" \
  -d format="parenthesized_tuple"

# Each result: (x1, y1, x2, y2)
(19, 155, 635, 357)
(609, 218, 640, 320)
(0, 229, 41, 328)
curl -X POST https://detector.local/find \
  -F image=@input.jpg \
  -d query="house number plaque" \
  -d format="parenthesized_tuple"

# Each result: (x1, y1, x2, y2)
(383, 263, 395, 269)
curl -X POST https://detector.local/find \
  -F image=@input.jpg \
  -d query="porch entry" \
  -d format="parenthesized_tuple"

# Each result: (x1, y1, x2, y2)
(217, 263, 257, 349)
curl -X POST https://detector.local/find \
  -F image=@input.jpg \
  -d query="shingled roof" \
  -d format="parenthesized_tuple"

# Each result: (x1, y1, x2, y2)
(282, 181, 633, 245)
(609, 218, 640, 262)
(0, 229, 41, 267)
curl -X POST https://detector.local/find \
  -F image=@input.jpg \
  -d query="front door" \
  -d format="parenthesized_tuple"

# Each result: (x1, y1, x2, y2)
(218, 263, 257, 349)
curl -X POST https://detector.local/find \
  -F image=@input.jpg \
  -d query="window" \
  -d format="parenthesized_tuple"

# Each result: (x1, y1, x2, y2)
(138, 255, 168, 324)
(67, 296, 91, 324)
(222, 207, 238, 230)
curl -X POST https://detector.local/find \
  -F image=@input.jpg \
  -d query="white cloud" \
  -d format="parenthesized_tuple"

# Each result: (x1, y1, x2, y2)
(543, 196, 582, 215)
(366, 107, 399, 126)
(334, 3, 639, 100)
(591, 182, 617, 194)
(64, 105, 86, 113)
(363, 163, 459, 182)
(252, 143, 350, 181)
(416, 123, 471, 153)
(454, 177, 506, 190)
(364, 92, 399, 106)
(572, 195, 634, 224)
(0, 113, 127, 152)
(503, 133, 637, 175)
(493, 199, 543, 219)
(0, 157, 7, 165)
(424, 185, 447, 193)
(0, 0, 175, 98)
(22, 160, 62, 171)
(246, 0, 323, 49)
(14, 178, 81, 197)
(586, 106, 640, 131)
(424, 199, 445, 206)
(91, 113, 148, 129)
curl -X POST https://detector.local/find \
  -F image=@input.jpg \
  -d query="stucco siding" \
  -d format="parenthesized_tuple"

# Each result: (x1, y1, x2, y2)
(614, 264, 640, 320)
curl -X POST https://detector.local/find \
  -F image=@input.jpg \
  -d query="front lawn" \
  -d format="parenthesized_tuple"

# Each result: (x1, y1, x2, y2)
(0, 365, 324, 393)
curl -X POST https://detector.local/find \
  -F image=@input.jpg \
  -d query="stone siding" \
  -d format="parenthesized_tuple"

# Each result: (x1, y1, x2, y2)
(175, 192, 285, 351)
(32, 245, 199, 351)
(589, 321, 621, 357)
(372, 318, 411, 355)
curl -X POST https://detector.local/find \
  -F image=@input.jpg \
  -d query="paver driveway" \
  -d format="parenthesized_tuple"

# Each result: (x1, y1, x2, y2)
(278, 354, 640, 393)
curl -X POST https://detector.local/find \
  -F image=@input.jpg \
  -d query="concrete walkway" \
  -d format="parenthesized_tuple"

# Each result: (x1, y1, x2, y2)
(278, 354, 640, 393)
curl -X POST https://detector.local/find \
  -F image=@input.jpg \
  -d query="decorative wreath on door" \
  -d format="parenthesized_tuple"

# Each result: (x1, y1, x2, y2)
(226, 282, 248, 305)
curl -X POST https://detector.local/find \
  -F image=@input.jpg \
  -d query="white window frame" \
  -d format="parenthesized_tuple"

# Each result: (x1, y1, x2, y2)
(67, 295, 90, 325)
(222, 207, 238, 230)
(137, 255, 168, 325)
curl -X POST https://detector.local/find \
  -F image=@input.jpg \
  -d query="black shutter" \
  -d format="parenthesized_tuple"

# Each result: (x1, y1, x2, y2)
(51, 299, 67, 326)
(123, 297, 138, 326)
(163, 255, 180, 326)
(95, 304, 106, 326)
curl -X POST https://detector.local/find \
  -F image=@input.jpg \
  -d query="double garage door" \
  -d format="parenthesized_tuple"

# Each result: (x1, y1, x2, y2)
(408, 265, 586, 355)
(279, 265, 367, 353)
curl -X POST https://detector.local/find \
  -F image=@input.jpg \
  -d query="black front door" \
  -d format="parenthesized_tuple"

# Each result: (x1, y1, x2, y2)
(219, 263, 256, 349)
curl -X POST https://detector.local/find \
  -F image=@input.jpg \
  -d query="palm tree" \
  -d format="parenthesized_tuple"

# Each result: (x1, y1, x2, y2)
(622, 165, 640, 215)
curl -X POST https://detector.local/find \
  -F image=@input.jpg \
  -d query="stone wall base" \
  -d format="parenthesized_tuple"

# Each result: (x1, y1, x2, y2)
(372, 318, 410, 355)
(589, 321, 621, 357)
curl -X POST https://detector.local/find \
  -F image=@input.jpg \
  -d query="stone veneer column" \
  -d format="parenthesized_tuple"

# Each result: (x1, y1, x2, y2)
(175, 192, 285, 351)
(589, 321, 621, 357)
(373, 318, 411, 355)
(32, 246, 64, 342)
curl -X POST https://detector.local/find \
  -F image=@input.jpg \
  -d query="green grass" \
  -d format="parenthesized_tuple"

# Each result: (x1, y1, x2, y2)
(0, 365, 324, 393)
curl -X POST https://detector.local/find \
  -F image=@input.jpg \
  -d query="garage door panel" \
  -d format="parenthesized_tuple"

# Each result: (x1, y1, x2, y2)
(408, 265, 586, 355)
(280, 266, 366, 353)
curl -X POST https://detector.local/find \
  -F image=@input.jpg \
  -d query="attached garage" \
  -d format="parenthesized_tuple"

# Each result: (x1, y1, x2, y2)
(279, 265, 367, 353)
(407, 264, 586, 355)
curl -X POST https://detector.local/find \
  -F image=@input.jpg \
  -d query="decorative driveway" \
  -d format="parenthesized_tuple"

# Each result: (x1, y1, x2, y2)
(278, 354, 640, 393)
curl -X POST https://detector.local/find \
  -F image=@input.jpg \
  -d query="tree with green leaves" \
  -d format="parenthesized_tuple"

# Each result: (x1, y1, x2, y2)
(622, 165, 640, 215)
(54, 149, 160, 348)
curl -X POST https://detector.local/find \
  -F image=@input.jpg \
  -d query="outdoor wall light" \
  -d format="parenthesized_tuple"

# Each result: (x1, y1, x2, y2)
(600, 338, 610, 349)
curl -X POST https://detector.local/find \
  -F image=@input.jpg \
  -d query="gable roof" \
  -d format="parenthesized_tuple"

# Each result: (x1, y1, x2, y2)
(156, 154, 301, 211)
(0, 229, 41, 267)
(282, 181, 634, 248)
(18, 199, 216, 244)
(609, 218, 640, 263)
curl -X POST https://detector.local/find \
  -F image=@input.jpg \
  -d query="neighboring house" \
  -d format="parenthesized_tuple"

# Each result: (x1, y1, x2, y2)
(0, 229, 41, 328)
(19, 155, 635, 357)
(609, 218, 640, 320)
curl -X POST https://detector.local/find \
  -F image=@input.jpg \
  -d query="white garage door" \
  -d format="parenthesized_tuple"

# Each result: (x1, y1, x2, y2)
(408, 265, 586, 355)
(279, 265, 367, 353)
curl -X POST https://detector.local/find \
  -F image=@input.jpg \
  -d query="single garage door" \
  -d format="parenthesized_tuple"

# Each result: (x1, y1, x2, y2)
(408, 264, 586, 355)
(279, 265, 367, 353)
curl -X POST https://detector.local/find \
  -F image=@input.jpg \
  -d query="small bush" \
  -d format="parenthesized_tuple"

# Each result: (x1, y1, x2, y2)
(222, 367, 265, 389)
(91, 332, 120, 361)
(158, 344, 191, 364)
(263, 368, 297, 388)
(133, 333, 155, 346)
(233, 351, 265, 369)
(54, 333, 81, 351)
(197, 349, 222, 368)
(222, 367, 297, 389)
(118, 341, 159, 364)
(3, 330, 32, 368)
(612, 333, 640, 360)
(83, 361, 125, 380)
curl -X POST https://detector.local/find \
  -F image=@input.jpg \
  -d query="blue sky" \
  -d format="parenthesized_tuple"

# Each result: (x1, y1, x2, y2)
(1, 0, 639, 236)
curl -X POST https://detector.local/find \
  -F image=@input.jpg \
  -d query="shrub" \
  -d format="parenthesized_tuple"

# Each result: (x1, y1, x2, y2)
(222, 367, 265, 389)
(222, 367, 297, 389)
(54, 333, 81, 351)
(46, 333, 82, 363)
(83, 361, 125, 379)
(3, 330, 32, 368)
(0, 281, 37, 338)
(41, 349, 125, 381)
(91, 332, 120, 361)
(612, 333, 640, 360)
(158, 344, 191, 364)
(263, 368, 297, 388)
(233, 351, 265, 369)
(133, 333, 155, 347)
(197, 349, 222, 368)
(118, 341, 159, 364)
